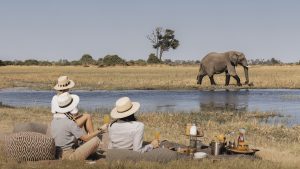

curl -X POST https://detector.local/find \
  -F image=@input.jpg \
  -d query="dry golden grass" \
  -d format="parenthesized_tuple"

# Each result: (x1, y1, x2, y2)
(0, 106, 299, 168)
(1, 158, 297, 169)
(0, 65, 300, 90)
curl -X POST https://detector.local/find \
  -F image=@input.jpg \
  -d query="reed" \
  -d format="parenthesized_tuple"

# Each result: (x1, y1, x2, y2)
(0, 106, 299, 168)
(0, 65, 300, 90)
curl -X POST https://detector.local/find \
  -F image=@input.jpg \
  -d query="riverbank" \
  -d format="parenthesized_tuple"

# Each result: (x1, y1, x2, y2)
(0, 106, 299, 168)
(0, 65, 300, 90)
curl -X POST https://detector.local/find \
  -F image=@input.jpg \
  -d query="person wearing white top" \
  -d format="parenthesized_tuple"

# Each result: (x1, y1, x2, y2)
(108, 97, 159, 153)
(52, 76, 95, 134)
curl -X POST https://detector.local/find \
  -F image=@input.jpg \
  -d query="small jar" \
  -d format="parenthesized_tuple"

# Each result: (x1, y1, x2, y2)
(189, 123, 197, 136)
(189, 123, 197, 149)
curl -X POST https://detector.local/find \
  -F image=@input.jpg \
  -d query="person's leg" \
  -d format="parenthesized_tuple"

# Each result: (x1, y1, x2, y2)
(68, 137, 101, 160)
(97, 132, 109, 152)
(75, 113, 94, 134)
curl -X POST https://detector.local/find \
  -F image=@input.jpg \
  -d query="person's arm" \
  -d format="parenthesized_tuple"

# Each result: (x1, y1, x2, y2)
(79, 124, 108, 142)
(80, 130, 101, 142)
(51, 96, 56, 114)
(132, 123, 159, 153)
(69, 121, 103, 142)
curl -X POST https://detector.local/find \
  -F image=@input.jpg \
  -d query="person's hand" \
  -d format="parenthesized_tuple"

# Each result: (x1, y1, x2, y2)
(151, 139, 160, 149)
(98, 124, 108, 132)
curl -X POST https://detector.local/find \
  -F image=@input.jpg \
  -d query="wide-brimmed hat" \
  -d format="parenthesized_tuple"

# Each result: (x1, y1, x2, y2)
(110, 97, 140, 119)
(53, 92, 80, 113)
(54, 76, 75, 91)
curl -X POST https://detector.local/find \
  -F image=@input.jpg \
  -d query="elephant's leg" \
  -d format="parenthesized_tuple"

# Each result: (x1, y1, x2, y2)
(197, 67, 206, 85)
(232, 75, 242, 86)
(197, 72, 206, 85)
(209, 75, 216, 85)
(225, 71, 230, 86)
(198, 75, 206, 85)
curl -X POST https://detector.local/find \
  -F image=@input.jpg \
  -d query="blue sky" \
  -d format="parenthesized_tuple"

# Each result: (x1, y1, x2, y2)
(0, 0, 299, 62)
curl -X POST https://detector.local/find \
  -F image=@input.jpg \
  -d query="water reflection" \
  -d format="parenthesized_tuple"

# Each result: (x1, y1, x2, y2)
(199, 90, 248, 112)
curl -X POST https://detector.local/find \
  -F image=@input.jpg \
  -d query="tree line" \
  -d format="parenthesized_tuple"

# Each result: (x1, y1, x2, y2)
(0, 27, 299, 67)
(0, 53, 201, 67)
(1, 55, 298, 67)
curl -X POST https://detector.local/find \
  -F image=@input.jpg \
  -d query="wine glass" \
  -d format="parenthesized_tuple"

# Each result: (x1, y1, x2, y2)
(154, 128, 160, 140)
(103, 114, 110, 124)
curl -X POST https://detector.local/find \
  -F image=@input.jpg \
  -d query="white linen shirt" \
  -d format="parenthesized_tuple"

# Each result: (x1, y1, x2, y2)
(108, 121, 153, 153)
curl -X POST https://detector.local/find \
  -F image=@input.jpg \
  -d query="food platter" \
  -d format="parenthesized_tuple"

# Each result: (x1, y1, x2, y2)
(226, 148, 259, 155)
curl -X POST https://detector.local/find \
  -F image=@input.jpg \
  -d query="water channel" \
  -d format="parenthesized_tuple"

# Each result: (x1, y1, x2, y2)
(0, 89, 299, 125)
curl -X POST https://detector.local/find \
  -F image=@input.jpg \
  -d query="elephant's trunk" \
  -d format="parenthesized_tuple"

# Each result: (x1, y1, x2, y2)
(243, 66, 249, 84)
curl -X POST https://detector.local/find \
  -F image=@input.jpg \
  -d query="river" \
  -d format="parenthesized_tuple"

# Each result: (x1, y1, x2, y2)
(0, 89, 299, 125)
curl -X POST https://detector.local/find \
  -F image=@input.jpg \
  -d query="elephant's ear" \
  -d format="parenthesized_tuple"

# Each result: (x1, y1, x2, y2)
(229, 52, 238, 66)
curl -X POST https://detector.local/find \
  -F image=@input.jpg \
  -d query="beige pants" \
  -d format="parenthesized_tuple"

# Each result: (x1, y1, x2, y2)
(62, 137, 100, 160)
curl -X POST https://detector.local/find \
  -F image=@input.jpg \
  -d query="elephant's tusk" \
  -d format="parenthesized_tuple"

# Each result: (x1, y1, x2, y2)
(245, 65, 252, 68)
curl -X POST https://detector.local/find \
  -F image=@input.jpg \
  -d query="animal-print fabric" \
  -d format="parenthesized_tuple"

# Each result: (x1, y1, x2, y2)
(4, 132, 55, 161)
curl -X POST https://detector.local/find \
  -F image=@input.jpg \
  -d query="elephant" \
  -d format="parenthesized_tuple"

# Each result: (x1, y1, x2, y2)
(196, 51, 249, 86)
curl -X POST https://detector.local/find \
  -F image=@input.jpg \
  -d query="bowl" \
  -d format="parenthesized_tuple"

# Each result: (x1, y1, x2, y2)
(194, 152, 208, 159)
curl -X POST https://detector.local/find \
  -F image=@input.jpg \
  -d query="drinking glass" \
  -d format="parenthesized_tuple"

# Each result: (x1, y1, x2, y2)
(154, 128, 160, 140)
(103, 114, 110, 124)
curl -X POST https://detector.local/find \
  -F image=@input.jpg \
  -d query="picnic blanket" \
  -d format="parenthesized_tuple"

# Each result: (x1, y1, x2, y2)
(106, 148, 178, 163)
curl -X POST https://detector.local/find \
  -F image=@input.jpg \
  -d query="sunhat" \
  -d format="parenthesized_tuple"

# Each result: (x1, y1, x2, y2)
(54, 76, 75, 91)
(53, 92, 80, 113)
(110, 97, 140, 119)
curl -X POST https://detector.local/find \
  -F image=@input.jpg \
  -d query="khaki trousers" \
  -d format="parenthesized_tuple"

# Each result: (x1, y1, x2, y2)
(62, 137, 100, 160)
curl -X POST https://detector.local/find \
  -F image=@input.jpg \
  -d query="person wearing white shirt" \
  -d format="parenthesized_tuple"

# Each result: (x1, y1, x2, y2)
(108, 97, 159, 153)
(51, 76, 95, 134)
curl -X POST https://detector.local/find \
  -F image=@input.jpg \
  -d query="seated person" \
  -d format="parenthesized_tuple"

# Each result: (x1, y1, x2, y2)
(51, 75, 94, 134)
(51, 92, 107, 160)
(108, 97, 159, 153)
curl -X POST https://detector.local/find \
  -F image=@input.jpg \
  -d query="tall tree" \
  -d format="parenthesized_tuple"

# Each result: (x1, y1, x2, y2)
(147, 27, 180, 61)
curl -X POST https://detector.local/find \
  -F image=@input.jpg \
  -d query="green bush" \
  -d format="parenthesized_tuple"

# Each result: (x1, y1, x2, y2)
(135, 59, 147, 66)
(39, 61, 52, 66)
(0, 60, 5, 66)
(24, 59, 39, 65)
(97, 58, 104, 67)
(147, 53, 161, 64)
(80, 54, 96, 66)
(70, 60, 81, 66)
(103, 55, 126, 66)
(3, 60, 14, 65)
(126, 60, 135, 66)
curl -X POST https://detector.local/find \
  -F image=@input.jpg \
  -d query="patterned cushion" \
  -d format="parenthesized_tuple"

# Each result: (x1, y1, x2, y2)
(4, 132, 55, 162)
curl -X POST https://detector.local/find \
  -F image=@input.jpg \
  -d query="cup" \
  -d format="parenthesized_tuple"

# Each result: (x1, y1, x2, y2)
(154, 128, 160, 140)
(103, 114, 110, 124)
(186, 123, 192, 135)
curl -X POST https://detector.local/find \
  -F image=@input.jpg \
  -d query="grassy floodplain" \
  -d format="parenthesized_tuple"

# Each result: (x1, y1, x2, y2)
(0, 106, 299, 169)
(0, 65, 300, 168)
(0, 65, 300, 90)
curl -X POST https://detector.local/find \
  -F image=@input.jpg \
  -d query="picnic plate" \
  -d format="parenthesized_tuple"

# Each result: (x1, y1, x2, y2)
(194, 152, 208, 159)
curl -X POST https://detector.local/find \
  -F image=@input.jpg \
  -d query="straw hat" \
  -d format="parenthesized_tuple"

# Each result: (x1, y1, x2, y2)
(110, 97, 140, 119)
(54, 76, 75, 91)
(53, 92, 80, 113)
